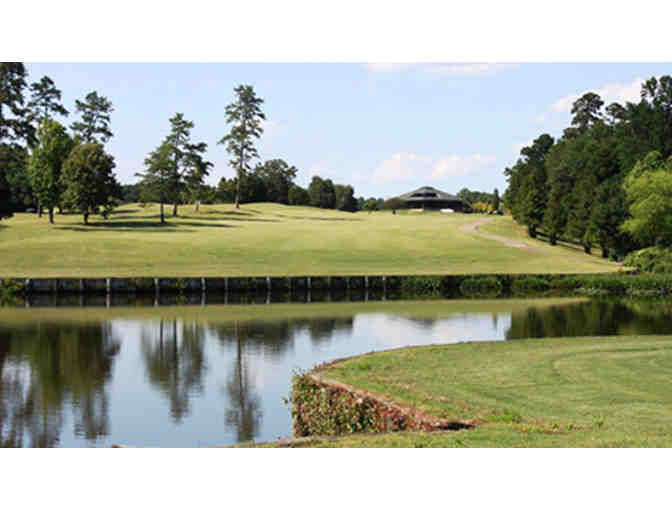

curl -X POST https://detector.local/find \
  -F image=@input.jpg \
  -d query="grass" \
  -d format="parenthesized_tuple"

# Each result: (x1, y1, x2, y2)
(274, 335, 672, 447)
(0, 203, 620, 277)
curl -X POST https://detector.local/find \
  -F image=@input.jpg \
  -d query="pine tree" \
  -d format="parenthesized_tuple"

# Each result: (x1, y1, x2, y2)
(70, 91, 114, 144)
(218, 85, 265, 209)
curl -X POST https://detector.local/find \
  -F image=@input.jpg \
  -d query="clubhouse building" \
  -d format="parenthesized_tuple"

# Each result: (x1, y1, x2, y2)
(395, 186, 470, 212)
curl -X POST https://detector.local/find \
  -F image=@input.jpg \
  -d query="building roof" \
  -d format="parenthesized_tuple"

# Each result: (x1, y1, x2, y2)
(397, 186, 463, 203)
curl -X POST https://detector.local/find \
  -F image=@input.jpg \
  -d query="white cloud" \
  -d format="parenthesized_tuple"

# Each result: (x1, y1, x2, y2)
(432, 154, 496, 178)
(372, 152, 432, 184)
(364, 63, 517, 76)
(371, 152, 496, 184)
(539, 76, 649, 125)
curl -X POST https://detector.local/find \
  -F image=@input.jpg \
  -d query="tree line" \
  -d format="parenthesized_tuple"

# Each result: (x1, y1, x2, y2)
(0, 63, 120, 224)
(504, 75, 672, 260)
(1, 68, 379, 224)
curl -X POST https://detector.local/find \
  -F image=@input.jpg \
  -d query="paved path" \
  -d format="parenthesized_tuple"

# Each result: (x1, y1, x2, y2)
(458, 217, 541, 251)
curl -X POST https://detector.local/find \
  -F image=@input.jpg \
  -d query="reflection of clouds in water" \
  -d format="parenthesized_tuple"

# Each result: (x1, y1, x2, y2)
(355, 313, 511, 349)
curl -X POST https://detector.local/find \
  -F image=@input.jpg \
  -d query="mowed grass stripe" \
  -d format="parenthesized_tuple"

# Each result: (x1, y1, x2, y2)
(0, 203, 620, 277)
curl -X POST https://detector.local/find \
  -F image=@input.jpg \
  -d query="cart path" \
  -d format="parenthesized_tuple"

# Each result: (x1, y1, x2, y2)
(458, 217, 542, 251)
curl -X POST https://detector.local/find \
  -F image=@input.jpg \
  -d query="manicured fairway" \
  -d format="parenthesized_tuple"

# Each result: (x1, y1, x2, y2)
(288, 335, 672, 447)
(0, 203, 620, 277)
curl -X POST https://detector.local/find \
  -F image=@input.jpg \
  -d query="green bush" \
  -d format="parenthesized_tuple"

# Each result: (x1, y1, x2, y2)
(400, 276, 443, 295)
(558, 274, 672, 296)
(459, 276, 503, 297)
(512, 277, 551, 295)
(624, 247, 672, 273)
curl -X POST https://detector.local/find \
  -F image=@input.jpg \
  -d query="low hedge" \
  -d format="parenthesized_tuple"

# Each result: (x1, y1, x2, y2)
(459, 276, 503, 297)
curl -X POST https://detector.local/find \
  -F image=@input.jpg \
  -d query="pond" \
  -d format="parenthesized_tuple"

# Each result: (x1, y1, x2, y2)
(2, 297, 672, 447)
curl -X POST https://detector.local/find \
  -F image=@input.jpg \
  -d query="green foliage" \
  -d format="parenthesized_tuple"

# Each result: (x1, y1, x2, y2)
(254, 159, 297, 204)
(288, 184, 310, 206)
(70, 91, 114, 144)
(512, 277, 551, 295)
(624, 247, 672, 273)
(400, 276, 443, 296)
(459, 276, 503, 297)
(27, 118, 74, 223)
(308, 176, 336, 208)
(456, 187, 495, 206)
(621, 154, 672, 247)
(334, 184, 357, 212)
(137, 142, 176, 221)
(60, 143, 119, 224)
(559, 274, 672, 296)
(0, 164, 13, 220)
(291, 372, 385, 436)
(164, 113, 211, 214)
(218, 85, 265, 208)
(27, 75, 69, 121)
(0, 62, 34, 145)
(381, 197, 405, 210)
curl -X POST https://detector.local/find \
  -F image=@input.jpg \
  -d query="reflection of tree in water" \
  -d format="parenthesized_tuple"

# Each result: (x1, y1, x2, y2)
(223, 321, 262, 443)
(211, 316, 353, 442)
(293, 317, 354, 344)
(140, 320, 207, 423)
(506, 300, 672, 340)
(0, 322, 120, 447)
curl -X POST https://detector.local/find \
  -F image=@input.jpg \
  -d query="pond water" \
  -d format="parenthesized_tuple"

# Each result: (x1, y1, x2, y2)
(2, 297, 672, 447)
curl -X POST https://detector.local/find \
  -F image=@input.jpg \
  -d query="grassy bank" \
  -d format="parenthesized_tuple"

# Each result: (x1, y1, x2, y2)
(0, 204, 619, 277)
(285, 335, 672, 447)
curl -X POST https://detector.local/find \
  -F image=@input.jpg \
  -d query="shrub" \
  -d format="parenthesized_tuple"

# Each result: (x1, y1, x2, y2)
(512, 277, 551, 295)
(623, 247, 672, 273)
(400, 276, 443, 295)
(459, 276, 502, 297)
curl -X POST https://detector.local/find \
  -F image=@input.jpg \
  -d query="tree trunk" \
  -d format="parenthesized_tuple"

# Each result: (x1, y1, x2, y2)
(583, 244, 591, 254)
(601, 247, 609, 259)
(38, 202, 42, 217)
(235, 172, 241, 209)
(549, 232, 557, 246)
(48, 208, 54, 224)
(173, 202, 178, 217)
(527, 225, 537, 238)
(160, 202, 165, 224)
(83, 211, 89, 225)
(195, 200, 200, 212)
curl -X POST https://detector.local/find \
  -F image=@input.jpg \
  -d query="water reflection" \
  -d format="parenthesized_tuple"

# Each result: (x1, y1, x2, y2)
(140, 320, 207, 422)
(0, 322, 119, 447)
(3, 298, 672, 447)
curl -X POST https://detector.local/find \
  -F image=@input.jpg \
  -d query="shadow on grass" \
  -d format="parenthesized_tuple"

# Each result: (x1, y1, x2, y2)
(273, 214, 362, 222)
(55, 220, 237, 232)
(181, 215, 279, 223)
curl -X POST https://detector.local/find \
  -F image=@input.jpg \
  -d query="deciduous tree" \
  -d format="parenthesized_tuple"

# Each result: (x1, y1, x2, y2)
(61, 143, 119, 224)
(27, 119, 74, 223)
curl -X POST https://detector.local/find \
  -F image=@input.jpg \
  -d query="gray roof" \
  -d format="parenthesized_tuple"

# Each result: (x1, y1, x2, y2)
(397, 186, 464, 203)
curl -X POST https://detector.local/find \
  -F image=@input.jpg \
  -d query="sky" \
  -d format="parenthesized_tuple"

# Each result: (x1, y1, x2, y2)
(23, 62, 672, 199)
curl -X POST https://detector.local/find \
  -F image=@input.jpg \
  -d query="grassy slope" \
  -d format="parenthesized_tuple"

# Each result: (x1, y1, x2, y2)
(0, 203, 619, 277)
(284, 335, 672, 447)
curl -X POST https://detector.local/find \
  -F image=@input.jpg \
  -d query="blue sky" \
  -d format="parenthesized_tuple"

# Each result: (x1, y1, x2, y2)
(24, 63, 672, 198)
